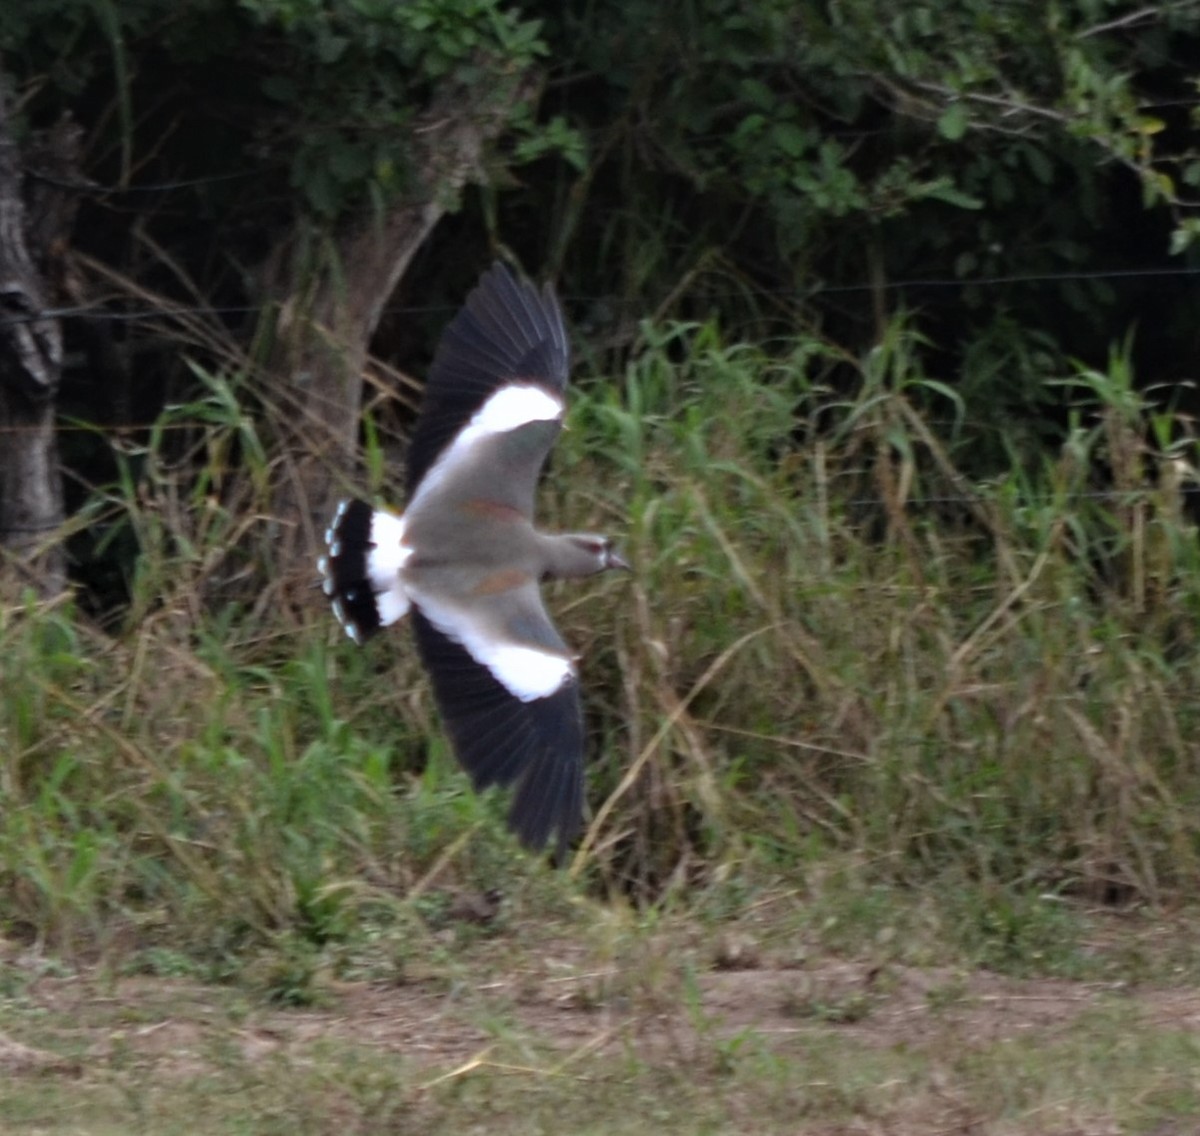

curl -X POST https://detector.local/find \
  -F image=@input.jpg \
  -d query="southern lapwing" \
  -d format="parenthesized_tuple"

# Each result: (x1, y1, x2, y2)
(318, 262, 628, 858)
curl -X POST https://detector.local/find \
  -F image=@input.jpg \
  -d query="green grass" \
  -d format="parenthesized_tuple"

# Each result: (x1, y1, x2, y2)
(7, 318, 1200, 948)
(2, 898, 1200, 1135)
(4, 317, 1200, 1129)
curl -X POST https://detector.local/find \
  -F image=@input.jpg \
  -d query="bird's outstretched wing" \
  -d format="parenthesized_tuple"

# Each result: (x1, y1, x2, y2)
(409, 577, 584, 858)
(406, 263, 570, 507)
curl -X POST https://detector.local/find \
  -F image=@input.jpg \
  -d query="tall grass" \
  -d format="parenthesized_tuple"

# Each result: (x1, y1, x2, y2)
(3, 316, 1200, 967)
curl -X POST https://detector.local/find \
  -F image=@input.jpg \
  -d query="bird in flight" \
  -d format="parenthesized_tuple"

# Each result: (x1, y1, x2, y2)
(319, 262, 628, 859)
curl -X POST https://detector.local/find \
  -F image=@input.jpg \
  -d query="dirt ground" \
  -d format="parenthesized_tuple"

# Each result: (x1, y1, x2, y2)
(4, 943, 1200, 1134)
(0, 957, 1126, 1073)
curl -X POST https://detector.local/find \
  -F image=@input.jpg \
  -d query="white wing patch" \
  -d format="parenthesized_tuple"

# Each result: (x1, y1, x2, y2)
(410, 383, 563, 509)
(365, 508, 412, 627)
(473, 384, 562, 433)
(483, 642, 574, 701)
(375, 587, 411, 627)
(318, 504, 413, 637)
(411, 591, 574, 702)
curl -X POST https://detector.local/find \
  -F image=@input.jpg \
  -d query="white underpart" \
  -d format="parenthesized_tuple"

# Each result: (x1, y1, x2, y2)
(409, 383, 562, 509)
(412, 591, 574, 702)
(365, 509, 413, 626)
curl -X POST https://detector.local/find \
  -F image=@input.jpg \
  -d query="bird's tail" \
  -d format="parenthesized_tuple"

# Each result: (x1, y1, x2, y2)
(318, 499, 412, 643)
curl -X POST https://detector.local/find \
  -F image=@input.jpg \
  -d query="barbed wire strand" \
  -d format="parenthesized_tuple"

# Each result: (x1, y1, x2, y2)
(2, 264, 1199, 331)
(0, 483, 1190, 535)
(1, 258, 1194, 529)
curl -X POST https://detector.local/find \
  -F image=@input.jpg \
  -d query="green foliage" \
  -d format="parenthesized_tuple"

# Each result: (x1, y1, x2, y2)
(4, 0, 548, 218)
(506, 0, 1200, 441)
(547, 318, 1200, 903)
(6, 0, 1200, 457)
(4, 312, 1200, 996)
(0, 379, 551, 963)
(544, 0, 1197, 246)
(4, 1, 1200, 996)
(241, 0, 549, 215)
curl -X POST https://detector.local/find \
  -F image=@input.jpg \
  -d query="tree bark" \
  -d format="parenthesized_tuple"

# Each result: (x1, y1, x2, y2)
(0, 91, 80, 599)
(267, 77, 532, 576)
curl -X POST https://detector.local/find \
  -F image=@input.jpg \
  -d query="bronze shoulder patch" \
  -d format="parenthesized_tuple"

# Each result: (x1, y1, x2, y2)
(459, 498, 525, 522)
(472, 568, 531, 596)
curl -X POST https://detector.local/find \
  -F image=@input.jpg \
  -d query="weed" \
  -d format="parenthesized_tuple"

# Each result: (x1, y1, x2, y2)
(2, 314, 1200, 990)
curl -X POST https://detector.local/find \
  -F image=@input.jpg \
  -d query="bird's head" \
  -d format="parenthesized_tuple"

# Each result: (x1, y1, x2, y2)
(549, 533, 632, 578)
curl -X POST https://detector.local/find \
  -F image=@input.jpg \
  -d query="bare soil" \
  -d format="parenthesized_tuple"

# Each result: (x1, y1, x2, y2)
(4, 947, 1200, 1134)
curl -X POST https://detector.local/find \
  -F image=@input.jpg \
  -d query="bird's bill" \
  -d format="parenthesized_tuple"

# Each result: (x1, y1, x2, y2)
(605, 548, 632, 572)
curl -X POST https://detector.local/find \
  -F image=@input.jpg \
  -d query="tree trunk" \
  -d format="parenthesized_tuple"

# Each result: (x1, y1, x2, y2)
(0, 91, 80, 599)
(267, 78, 532, 577)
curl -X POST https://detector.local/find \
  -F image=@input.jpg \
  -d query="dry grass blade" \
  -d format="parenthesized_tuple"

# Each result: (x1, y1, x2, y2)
(571, 625, 774, 876)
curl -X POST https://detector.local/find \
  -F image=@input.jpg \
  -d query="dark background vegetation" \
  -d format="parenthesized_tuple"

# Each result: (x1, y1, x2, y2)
(7, 1, 1199, 455)
(3, 0, 1200, 977)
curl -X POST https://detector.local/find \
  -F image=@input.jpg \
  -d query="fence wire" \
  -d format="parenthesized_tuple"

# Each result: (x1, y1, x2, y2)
(2, 264, 1199, 331)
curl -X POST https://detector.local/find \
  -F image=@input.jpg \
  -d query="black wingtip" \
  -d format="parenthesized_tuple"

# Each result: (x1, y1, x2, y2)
(406, 261, 571, 496)
(509, 742, 584, 864)
(411, 609, 585, 863)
